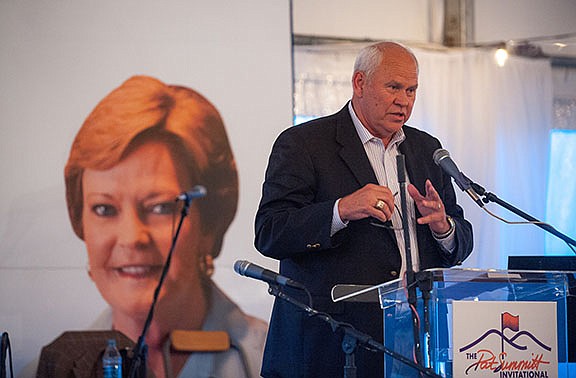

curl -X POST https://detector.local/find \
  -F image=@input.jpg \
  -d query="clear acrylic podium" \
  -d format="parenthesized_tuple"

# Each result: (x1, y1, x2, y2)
(332, 268, 575, 378)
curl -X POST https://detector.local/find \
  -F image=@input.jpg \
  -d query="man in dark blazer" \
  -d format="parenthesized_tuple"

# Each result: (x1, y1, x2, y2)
(255, 42, 474, 378)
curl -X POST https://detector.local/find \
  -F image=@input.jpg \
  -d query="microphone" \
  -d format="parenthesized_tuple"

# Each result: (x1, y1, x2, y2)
(234, 260, 305, 289)
(176, 185, 207, 201)
(432, 148, 484, 207)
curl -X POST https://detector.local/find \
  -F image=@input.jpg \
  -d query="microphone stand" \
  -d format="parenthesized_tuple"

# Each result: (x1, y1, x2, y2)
(396, 155, 428, 371)
(1, 332, 13, 378)
(266, 284, 441, 378)
(468, 179, 576, 251)
(127, 196, 194, 378)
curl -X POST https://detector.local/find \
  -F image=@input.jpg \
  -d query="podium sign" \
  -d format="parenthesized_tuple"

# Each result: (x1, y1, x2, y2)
(333, 268, 573, 377)
(453, 301, 557, 377)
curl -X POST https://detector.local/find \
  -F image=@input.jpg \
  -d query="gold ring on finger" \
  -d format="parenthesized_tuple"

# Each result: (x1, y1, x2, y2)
(375, 199, 386, 211)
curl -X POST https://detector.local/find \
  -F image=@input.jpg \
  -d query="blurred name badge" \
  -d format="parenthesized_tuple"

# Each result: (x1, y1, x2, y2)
(453, 301, 557, 378)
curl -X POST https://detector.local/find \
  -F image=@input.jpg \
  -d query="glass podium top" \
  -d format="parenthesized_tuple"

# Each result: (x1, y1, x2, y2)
(332, 268, 575, 305)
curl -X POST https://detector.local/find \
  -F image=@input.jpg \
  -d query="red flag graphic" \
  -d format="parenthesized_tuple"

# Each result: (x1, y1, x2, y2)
(501, 312, 520, 332)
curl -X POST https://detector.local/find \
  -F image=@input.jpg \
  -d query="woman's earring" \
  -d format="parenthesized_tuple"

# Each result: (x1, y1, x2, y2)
(202, 254, 214, 277)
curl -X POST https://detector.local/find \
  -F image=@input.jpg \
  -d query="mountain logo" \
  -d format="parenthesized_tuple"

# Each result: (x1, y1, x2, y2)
(454, 304, 557, 377)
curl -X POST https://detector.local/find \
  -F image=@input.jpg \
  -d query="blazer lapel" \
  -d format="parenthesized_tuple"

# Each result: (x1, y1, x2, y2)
(334, 106, 378, 187)
(334, 106, 398, 242)
(399, 133, 427, 197)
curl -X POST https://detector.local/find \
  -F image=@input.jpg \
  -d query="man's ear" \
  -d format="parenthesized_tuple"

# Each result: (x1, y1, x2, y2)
(352, 71, 366, 97)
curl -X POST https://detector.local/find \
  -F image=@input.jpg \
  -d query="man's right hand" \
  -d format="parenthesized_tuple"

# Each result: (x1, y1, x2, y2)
(338, 183, 395, 223)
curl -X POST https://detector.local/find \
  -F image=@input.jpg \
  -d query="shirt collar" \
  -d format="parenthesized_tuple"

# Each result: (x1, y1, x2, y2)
(347, 101, 406, 148)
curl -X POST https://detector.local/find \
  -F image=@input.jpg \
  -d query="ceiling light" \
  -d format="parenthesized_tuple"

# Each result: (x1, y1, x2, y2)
(495, 48, 508, 67)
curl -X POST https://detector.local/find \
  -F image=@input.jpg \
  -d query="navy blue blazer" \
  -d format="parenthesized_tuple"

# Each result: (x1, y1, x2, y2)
(255, 105, 474, 378)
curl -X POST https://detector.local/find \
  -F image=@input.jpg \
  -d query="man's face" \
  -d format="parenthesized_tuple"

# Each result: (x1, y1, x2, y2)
(352, 48, 419, 144)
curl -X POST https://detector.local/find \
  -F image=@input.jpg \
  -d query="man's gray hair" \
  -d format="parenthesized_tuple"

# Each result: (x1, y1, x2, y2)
(353, 42, 419, 80)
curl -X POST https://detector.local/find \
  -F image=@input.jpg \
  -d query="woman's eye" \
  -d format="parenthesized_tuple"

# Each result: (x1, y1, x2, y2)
(92, 204, 117, 217)
(149, 202, 177, 215)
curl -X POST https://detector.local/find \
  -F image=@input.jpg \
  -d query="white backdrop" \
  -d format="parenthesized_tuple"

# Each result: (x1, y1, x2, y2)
(0, 1, 292, 375)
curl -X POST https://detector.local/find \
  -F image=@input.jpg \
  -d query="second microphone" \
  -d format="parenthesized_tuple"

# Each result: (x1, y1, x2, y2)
(234, 260, 305, 289)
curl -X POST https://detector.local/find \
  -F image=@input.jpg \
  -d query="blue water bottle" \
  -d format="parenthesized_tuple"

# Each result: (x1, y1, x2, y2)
(102, 338, 122, 378)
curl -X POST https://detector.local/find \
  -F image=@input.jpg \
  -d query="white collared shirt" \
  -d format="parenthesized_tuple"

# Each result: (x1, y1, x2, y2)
(331, 102, 455, 274)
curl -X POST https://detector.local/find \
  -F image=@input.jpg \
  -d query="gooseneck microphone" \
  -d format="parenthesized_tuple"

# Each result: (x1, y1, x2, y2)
(432, 149, 484, 208)
(176, 185, 207, 201)
(234, 260, 305, 289)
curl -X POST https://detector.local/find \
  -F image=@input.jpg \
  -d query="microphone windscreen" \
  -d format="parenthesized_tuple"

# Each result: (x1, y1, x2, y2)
(233, 260, 249, 275)
(432, 148, 449, 165)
